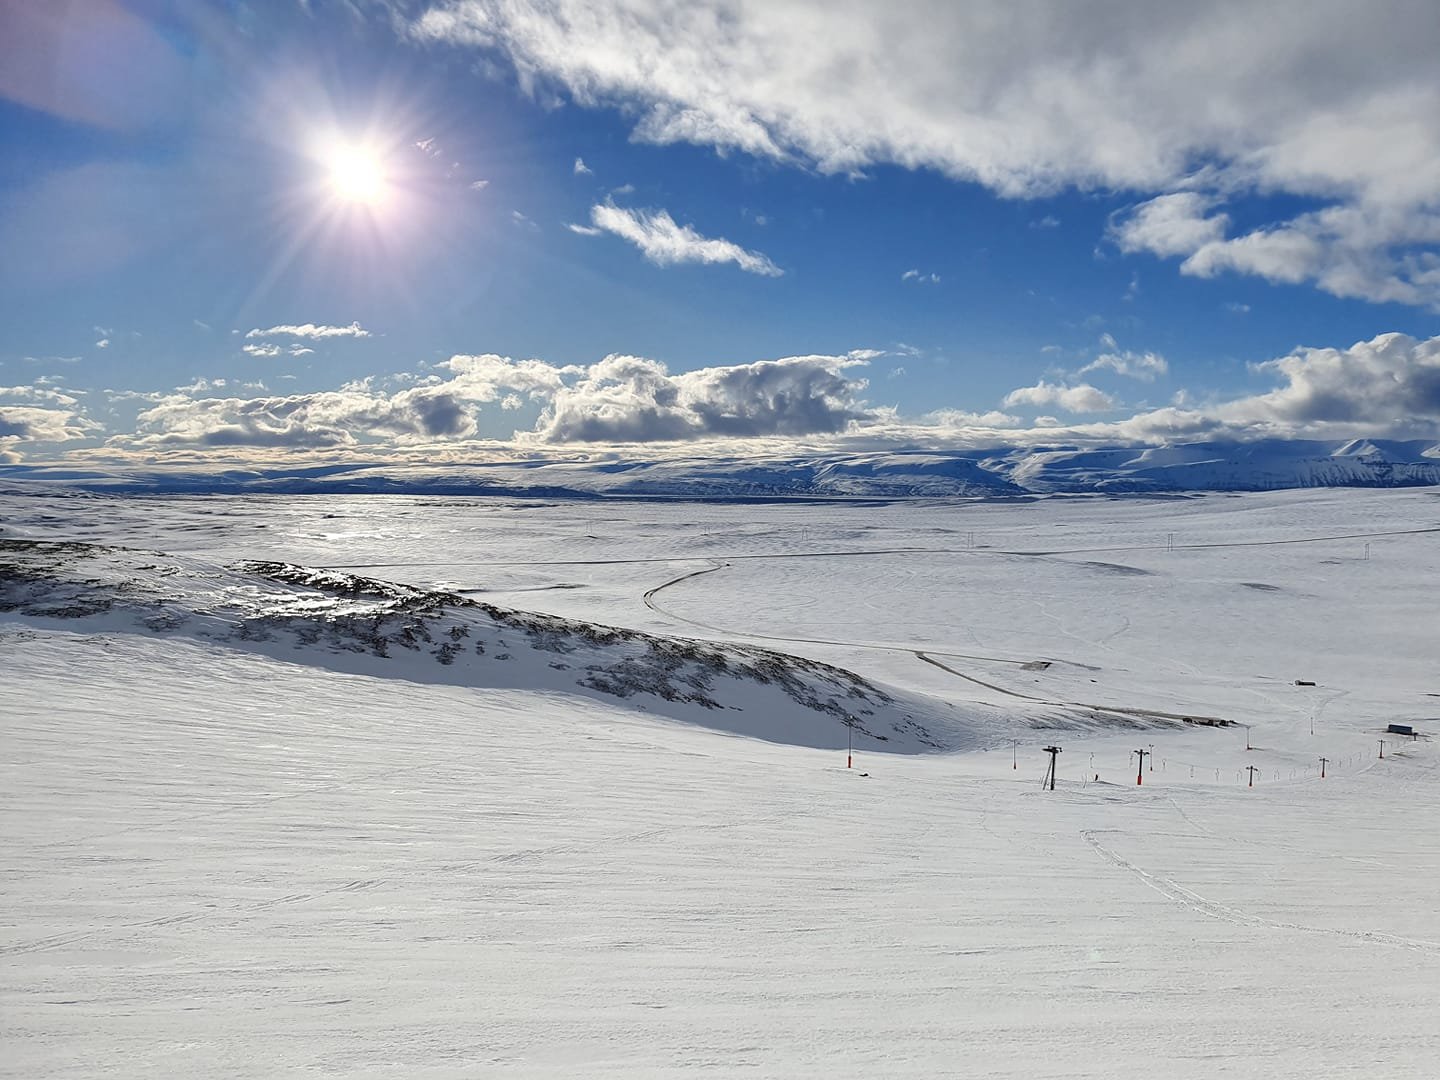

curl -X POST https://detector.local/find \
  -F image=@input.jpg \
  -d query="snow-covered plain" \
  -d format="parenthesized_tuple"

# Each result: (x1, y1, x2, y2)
(2, 487, 1439, 1078)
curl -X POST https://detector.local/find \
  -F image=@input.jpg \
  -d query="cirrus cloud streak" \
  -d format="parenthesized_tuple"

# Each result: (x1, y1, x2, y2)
(580, 203, 782, 276)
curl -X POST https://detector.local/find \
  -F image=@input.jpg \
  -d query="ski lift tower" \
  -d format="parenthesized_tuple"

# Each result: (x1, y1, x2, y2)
(1043, 745, 1062, 791)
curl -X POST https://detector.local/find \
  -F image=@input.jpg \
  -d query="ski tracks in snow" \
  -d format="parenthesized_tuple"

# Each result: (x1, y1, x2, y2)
(1080, 828, 1440, 954)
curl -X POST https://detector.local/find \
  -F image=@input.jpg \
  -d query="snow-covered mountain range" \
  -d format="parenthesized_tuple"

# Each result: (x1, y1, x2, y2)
(5, 438, 1439, 499)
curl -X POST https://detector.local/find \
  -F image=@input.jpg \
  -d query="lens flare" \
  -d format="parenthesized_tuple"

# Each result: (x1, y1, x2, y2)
(326, 143, 387, 205)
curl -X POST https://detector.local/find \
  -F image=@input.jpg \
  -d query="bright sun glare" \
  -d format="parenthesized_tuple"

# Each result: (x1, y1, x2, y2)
(326, 144, 387, 205)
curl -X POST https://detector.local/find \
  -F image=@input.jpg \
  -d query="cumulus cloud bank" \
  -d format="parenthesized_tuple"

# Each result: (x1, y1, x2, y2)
(131, 384, 477, 449)
(412, 0, 1440, 307)
(584, 204, 782, 276)
(114, 351, 874, 449)
(13, 333, 1440, 457)
(0, 403, 97, 446)
(539, 354, 869, 441)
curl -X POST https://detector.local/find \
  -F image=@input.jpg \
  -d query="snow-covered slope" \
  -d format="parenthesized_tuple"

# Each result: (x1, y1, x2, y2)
(5, 439, 1439, 498)
(0, 538, 1016, 753)
(995, 438, 1440, 492)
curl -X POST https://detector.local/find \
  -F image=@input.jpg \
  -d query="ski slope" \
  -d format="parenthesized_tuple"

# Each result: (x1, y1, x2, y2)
(2, 487, 1438, 1078)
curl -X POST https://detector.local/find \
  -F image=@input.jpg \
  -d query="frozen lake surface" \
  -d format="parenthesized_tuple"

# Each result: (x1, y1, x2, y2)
(3, 487, 1438, 1077)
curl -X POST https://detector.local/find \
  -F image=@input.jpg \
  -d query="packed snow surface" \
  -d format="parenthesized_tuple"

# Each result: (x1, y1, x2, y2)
(2, 486, 1438, 1078)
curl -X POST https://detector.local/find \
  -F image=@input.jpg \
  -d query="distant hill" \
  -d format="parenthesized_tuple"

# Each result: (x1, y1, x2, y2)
(4, 438, 1439, 499)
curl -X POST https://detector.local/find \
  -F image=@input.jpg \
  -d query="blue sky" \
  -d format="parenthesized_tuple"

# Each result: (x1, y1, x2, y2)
(2, 1, 1439, 462)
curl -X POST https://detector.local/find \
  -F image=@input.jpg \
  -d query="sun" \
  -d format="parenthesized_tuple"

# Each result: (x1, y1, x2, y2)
(325, 143, 388, 206)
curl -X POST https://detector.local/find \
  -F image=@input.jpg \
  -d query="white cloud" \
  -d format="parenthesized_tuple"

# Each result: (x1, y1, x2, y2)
(566, 222, 604, 236)
(0, 384, 80, 407)
(1233, 332, 1440, 432)
(1007, 332, 1440, 443)
(511, 209, 538, 230)
(128, 385, 480, 449)
(0, 404, 98, 443)
(469, 179, 490, 190)
(174, 378, 227, 395)
(243, 343, 282, 358)
(586, 203, 782, 276)
(1111, 194, 1228, 258)
(413, 0, 1440, 309)
(1079, 348, 1168, 382)
(95, 338, 110, 349)
(1002, 380, 1116, 414)
(536, 352, 868, 441)
(111, 350, 873, 449)
(924, 408, 1020, 428)
(28, 332, 1440, 458)
(901, 269, 940, 284)
(574, 156, 592, 175)
(1115, 197, 1440, 309)
(245, 321, 371, 340)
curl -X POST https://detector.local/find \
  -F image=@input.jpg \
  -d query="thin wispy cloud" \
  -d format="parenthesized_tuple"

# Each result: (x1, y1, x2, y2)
(585, 204, 782, 276)
(573, 156, 592, 175)
(245, 322, 371, 340)
(901, 269, 940, 284)
(1078, 337, 1168, 382)
(243, 342, 312, 359)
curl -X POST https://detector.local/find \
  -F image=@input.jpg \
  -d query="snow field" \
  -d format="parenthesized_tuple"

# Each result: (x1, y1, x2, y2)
(3, 633, 1437, 1078)
(2, 487, 1439, 1077)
